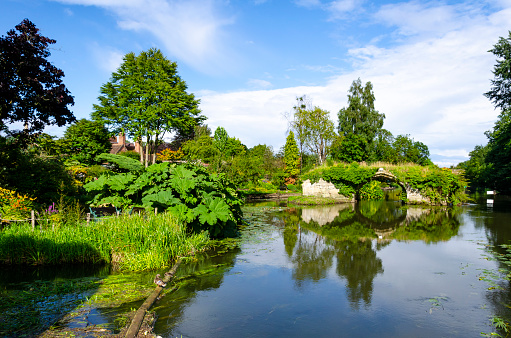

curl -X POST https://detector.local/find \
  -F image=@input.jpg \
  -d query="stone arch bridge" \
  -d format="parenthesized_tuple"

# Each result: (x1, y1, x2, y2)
(302, 168, 431, 204)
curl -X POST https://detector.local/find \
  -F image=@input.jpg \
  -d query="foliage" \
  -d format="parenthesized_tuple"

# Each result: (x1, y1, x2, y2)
(457, 144, 489, 191)
(391, 165, 467, 205)
(96, 153, 144, 173)
(0, 212, 209, 270)
(0, 187, 36, 220)
(292, 96, 336, 165)
(157, 148, 184, 161)
(118, 150, 140, 161)
(302, 163, 377, 198)
(0, 19, 75, 136)
(213, 126, 229, 154)
(464, 32, 511, 193)
(0, 137, 80, 206)
(302, 163, 467, 205)
(359, 180, 384, 201)
(337, 78, 385, 155)
(284, 131, 300, 180)
(287, 195, 340, 205)
(182, 127, 218, 164)
(93, 48, 205, 166)
(393, 134, 431, 166)
(58, 118, 111, 165)
(330, 134, 368, 163)
(84, 162, 243, 238)
(485, 31, 511, 111)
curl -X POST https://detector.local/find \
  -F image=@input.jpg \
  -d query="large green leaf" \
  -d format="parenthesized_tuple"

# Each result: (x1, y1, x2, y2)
(196, 197, 231, 226)
(141, 190, 180, 208)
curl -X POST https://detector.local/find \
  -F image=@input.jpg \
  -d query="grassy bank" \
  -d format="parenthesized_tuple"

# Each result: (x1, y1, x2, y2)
(0, 212, 210, 271)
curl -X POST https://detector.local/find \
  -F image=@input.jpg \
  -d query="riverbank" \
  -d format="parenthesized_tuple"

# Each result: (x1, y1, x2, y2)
(0, 212, 209, 270)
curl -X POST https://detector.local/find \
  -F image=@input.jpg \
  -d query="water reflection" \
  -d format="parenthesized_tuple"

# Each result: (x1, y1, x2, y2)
(274, 201, 464, 310)
(155, 199, 511, 337)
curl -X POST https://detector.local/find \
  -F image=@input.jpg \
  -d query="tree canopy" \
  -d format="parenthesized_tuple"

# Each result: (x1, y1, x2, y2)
(92, 48, 205, 166)
(59, 119, 111, 165)
(284, 131, 300, 180)
(337, 78, 385, 151)
(292, 96, 335, 165)
(0, 19, 75, 137)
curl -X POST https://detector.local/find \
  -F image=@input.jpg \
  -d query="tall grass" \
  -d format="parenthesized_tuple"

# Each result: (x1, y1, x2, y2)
(0, 213, 210, 271)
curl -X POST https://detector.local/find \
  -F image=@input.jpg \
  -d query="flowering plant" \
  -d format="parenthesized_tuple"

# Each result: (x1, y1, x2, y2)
(0, 187, 36, 220)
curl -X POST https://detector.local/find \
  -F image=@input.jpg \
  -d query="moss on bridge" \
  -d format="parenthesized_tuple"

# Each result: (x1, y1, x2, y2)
(301, 163, 467, 206)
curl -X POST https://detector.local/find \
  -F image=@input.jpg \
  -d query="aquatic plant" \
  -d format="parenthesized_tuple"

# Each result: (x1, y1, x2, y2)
(0, 212, 209, 271)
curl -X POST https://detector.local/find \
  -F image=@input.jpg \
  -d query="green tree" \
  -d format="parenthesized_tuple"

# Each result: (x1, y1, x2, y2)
(457, 144, 489, 191)
(371, 129, 396, 163)
(485, 31, 511, 111)
(58, 119, 111, 165)
(182, 125, 218, 164)
(93, 48, 205, 167)
(284, 131, 300, 180)
(292, 97, 335, 165)
(330, 134, 368, 163)
(393, 134, 431, 165)
(213, 127, 229, 154)
(0, 19, 75, 139)
(481, 32, 511, 192)
(337, 78, 385, 160)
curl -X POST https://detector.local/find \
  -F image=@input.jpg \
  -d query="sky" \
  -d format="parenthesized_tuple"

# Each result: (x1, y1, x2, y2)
(2, 0, 511, 167)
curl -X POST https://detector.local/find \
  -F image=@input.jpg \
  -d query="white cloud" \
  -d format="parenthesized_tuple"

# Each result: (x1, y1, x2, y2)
(294, 0, 322, 8)
(90, 43, 124, 73)
(247, 79, 273, 89)
(53, 0, 237, 74)
(197, 2, 511, 166)
(327, 0, 358, 18)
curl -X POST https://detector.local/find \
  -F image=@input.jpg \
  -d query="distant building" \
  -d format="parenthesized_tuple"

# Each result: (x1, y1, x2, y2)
(109, 133, 141, 154)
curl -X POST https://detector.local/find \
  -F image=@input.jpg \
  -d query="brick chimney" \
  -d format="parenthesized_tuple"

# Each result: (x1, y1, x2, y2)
(118, 133, 126, 146)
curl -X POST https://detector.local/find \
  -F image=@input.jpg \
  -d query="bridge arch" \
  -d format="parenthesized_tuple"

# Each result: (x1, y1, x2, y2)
(355, 168, 407, 201)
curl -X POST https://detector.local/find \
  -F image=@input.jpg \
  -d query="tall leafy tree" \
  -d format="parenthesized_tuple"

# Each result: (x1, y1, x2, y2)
(485, 31, 511, 111)
(93, 48, 205, 167)
(480, 32, 511, 192)
(337, 78, 385, 159)
(284, 131, 300, 180)
(0, 19, 75, 138)
(393, 134, 431, 165)
(292, 96, 335, 165)
(58, 119, 111, 165)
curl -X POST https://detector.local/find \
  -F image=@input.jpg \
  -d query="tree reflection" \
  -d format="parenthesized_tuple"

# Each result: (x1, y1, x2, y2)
(290, 231, 335, 288)
(334, 238, 383, 310)
(277, 200, 463, 310)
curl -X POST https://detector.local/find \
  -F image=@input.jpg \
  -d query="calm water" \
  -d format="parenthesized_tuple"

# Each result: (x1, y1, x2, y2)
(153, 197, 511, 337)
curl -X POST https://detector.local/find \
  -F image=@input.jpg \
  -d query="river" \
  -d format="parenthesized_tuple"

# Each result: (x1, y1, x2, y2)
(3, 196, 511, 337)
(153, 196, 511, 337)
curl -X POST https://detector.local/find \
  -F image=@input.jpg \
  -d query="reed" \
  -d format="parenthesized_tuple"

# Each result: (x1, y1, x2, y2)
(0, 212, 210, 271)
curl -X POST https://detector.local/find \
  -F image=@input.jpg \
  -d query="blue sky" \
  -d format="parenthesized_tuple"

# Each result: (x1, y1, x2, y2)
(2, 0, 511, 166)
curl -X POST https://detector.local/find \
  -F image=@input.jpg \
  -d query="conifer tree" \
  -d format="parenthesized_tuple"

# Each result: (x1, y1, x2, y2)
(284, 131, 300, 181)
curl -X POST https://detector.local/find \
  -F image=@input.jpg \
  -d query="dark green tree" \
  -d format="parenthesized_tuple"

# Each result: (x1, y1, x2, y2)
(480, 32, 511, 192)
(393, 134, 431, 165)
(457, 144, 489, 191)
(485, 31, 511, 111)
(0, 19, 75, 138)
(337, 78, 385, 160)
(93, 48, 205, 167)
(284, 131, 300, 181)
(330, 134, 368, 163)
(59, 119, 111, 165)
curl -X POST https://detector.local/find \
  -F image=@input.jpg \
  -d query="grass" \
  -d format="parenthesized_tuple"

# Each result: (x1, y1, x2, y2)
(288, 195, 344, 205)
(0, 212, 210, 271)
